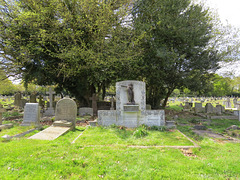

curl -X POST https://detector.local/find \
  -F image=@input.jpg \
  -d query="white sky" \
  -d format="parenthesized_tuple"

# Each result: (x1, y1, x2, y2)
(200, 0, 240, 77)
(205, 0, 240, 27)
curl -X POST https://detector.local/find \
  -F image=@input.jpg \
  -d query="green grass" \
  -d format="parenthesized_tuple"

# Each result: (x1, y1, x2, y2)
(77, 126, 194, 146)
(0, 126, 240, 179)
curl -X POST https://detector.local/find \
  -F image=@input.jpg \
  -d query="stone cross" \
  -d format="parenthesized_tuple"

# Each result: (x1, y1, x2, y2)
(47, 87, 55, 109)
(0, 105, 6, 125)
(110, 97, 114, 110)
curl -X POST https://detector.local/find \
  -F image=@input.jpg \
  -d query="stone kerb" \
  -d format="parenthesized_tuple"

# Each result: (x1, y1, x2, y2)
(116, 80, 146, 112)
(55, 98, 77, 129)
(21, 103, 41, 127)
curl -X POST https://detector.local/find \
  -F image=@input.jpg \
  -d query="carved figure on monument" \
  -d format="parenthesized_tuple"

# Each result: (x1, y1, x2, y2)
(121, 84, 135, 105)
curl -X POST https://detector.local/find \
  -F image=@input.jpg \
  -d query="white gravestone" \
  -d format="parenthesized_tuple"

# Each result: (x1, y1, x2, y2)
(54, 98, 77, 129)
(21, 103, 41, 127)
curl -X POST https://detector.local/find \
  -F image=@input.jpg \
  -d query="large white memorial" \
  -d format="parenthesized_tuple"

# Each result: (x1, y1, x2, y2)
(98, 80, 165, 128)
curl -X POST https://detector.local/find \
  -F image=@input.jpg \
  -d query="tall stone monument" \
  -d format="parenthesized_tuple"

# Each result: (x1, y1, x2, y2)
(98, 80, 165, 128)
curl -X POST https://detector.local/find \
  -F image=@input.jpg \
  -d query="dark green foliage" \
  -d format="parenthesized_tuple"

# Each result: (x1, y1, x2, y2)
(132, 0, 221, 108)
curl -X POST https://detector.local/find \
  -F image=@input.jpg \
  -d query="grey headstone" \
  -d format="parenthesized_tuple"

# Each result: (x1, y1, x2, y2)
(55, 98, 77, 129)
(21, 103, 41, 127)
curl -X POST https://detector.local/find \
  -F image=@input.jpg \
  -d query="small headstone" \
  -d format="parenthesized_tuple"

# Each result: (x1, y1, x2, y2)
(205, 103, 213, 114)
(0, 105, 6, 125)
(30, 92, 37, 103)
(21, 103, 41, 127)
(54, 98, 77, 129)
(14, 92, 22, 107)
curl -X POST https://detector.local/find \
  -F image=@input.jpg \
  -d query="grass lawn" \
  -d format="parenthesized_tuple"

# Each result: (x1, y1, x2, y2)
(0, 124, 240, 179)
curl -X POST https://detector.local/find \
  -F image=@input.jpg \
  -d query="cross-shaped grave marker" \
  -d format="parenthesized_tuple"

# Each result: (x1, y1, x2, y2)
(44, 87, 56, 116)
(89, 94, 98, 116)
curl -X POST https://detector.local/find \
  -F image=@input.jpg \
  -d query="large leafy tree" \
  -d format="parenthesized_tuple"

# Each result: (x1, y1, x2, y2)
(0, 0, 137, 105)
(132, 0, 225, 108)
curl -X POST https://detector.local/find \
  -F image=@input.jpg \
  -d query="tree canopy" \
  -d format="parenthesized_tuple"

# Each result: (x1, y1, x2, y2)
(0, 0, 238, 107)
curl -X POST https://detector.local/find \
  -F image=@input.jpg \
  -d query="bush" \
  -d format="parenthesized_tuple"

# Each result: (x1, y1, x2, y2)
(133, 126, 148, 138)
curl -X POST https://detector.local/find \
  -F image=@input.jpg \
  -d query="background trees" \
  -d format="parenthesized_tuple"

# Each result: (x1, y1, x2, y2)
(0, 0, 238, 107)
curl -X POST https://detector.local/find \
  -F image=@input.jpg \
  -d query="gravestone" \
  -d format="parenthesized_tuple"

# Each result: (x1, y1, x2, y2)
(30, 92, 37, 103)
(79, 107, 93, 116)
(194, 103, 204, 113)
(20, 99, 28, 109)
(205, 103, 213, 114)
(54, 98, 77, 129)
(21, 103, 41, 127)
(14, 92, 22, 107)
(0, 105, 6, 125)
(98, 80, 165, 128)
(215, 105, 222, 115)
(44, 87, 55, 116)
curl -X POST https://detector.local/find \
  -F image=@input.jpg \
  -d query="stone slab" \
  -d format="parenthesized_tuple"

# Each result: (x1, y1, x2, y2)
(28, 126, 70, 140)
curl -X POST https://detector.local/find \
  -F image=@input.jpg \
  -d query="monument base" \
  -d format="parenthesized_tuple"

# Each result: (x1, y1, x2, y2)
(98, 110, 165, 128)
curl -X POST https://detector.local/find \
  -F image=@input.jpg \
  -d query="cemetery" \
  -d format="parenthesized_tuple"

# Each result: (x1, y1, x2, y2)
(1, 0, 240, 179)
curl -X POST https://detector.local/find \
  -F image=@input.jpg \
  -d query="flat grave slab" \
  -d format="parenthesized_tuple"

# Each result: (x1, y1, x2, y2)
(28, 126, 70, 140)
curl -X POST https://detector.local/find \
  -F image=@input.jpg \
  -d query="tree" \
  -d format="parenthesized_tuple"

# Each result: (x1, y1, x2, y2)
(0, 0, 137, 105)
(132, 0, 228, 108)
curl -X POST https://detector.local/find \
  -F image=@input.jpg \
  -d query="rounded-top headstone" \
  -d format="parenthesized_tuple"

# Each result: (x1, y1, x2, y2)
(55, 98, 77, 128)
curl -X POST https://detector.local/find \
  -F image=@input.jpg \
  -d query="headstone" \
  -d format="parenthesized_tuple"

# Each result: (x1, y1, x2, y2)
(21, 103, 41, 127)
(20, 99, 28, 109)
(0, 105, 6, 125)
(14, 92, 22, 107)
(79, 107, 93, 116)
(205, 103, 213, 114)
(215, 105, 223, 115)
(54, 98, 77, 129)
(30, 92, 37, 103)
(194, 103, 204, 113)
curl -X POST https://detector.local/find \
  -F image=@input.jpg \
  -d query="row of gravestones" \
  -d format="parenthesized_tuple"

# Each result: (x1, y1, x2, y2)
(22, 98, 77, 129)
(182, 102, 225, 115)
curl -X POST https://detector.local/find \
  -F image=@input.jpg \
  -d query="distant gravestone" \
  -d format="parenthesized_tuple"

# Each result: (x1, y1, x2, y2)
(20, 99, 28, 109)
(205, 103, 213, 114)
(21, 103, 41, 127)
(215, 105, 222, 115)
(79, 107, 93, 116)
(14, 92, 21, 107)
(54, 98, 77, 129)
(194, 103, 204, 113)
(0, 105, 6, 125)
(30, 92, 37, 103)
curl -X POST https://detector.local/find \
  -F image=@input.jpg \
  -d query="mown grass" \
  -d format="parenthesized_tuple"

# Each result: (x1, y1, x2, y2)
(0, 124, 240, 179)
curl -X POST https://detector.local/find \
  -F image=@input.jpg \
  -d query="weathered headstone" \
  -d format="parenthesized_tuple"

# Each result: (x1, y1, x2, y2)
(14, 92, 21, 107)
(0, 105, 6, 125)
(54, 98, 77, 129)
(21, 103, 41, 127)
(194, 103, 204, 113)
(30, 92, 37, 103)
(205, 103, 213, 114)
